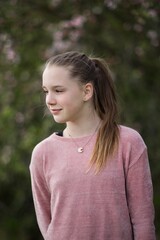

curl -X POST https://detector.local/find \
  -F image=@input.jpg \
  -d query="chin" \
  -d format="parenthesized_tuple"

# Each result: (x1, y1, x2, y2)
(53, 117, 66, 124)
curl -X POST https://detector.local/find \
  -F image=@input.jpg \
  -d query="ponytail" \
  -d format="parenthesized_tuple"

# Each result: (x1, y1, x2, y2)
(88, 57, 119, 173)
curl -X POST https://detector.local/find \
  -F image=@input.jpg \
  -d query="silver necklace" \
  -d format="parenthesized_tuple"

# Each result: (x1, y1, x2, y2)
(68, 124, 99, 153)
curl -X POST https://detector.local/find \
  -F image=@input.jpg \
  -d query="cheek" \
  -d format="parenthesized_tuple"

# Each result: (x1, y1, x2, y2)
(59, 90, 84, 108)
(67, 99, 84, 112)
(59, 95, 73, 105)
(45, 96, 50, 107)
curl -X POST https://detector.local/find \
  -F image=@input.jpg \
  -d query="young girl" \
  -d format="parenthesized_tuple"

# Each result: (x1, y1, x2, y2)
(29, 51, 156, 240)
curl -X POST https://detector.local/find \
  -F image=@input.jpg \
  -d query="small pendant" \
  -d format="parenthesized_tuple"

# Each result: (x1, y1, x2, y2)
(78, 147, 83, 153)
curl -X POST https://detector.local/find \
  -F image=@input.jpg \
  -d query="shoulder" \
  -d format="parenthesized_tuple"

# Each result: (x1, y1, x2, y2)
(119, 125, 148, 168)
(119, 125, 147, 152)
(119, 125, 146, 144)
(30, 133, 58, 171)
(31, 133, 57, 159)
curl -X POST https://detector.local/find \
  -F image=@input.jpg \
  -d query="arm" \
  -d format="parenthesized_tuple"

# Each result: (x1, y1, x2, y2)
(29, 144, 51, 239)
(126, 148, 156, 240)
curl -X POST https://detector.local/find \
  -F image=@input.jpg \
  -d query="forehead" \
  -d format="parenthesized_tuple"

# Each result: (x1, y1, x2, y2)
(43, 65, 70, 79)
(42, 65, 81, 88)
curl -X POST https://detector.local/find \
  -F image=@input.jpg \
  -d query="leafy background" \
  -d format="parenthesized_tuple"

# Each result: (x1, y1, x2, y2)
(0, 0, 159, 239)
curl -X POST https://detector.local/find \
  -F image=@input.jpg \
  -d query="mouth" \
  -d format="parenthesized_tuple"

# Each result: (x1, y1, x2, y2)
(49, 108, 62, 115)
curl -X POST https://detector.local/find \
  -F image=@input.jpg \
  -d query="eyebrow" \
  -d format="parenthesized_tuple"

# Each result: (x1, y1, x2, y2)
(42, 85, 64, 89)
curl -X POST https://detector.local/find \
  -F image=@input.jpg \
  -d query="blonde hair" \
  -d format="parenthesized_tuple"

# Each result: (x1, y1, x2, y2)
(46, 51, 119, 173)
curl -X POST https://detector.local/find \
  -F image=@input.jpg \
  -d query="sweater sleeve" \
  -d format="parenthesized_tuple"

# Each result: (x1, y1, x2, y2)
(125, 136, 156, 240)
(29, 143, 51, 239)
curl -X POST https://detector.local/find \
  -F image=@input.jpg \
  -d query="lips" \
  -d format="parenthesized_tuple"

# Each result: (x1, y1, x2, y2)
(49, 108, 62, 115)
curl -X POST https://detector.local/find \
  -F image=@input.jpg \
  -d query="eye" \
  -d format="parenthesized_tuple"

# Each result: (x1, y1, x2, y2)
(43, 89, 48, 94)
(55, 89, 64, 93)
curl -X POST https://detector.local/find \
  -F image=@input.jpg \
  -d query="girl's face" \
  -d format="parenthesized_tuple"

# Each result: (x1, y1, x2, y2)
(42, 65, 90, 124)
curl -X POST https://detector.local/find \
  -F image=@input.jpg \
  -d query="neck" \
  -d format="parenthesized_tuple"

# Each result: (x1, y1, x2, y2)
(63, 114, 101, 138)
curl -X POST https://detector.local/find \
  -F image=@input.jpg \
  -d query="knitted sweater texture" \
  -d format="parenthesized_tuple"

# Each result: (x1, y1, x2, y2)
(29, 126, 155, 240)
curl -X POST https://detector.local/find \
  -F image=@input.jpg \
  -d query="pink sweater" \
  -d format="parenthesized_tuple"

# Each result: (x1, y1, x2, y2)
(29, 126, 155, 240)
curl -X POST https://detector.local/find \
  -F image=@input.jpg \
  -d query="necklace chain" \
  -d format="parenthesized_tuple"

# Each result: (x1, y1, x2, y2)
(68, 124, 100, 153)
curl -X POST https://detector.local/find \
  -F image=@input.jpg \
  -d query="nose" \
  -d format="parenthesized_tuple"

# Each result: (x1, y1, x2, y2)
(46, 92, 57, 106)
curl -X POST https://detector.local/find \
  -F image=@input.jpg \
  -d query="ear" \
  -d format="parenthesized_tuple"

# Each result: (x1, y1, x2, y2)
(83, 83, 94, 101)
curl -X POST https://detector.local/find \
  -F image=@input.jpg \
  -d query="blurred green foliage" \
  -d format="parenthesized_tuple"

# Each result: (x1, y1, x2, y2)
(0, 0, 159, 239)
